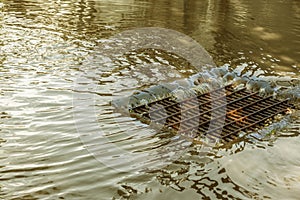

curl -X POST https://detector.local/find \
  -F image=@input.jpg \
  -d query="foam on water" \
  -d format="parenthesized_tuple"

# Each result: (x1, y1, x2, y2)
(111, 64, 299, 149)
(113, 64, 299, 111)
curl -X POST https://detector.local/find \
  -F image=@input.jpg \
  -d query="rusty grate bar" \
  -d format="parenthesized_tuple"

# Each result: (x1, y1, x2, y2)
(129, 85, 293, 143)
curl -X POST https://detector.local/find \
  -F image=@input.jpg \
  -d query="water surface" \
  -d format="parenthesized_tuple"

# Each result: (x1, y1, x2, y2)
(0, 0, 299, 199)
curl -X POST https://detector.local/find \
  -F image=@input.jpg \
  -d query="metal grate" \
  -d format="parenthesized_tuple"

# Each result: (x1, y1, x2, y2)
(129, 85, 293, 144)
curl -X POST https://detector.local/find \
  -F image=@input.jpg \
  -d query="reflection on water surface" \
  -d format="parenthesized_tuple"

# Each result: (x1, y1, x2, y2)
(0, 0, 299, 199)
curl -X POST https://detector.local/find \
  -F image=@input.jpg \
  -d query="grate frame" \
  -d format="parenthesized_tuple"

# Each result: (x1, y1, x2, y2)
(128, 85, 293, 144)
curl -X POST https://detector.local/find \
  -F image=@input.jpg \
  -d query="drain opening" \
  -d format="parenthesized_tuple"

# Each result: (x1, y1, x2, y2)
(127, 84, 294, 144)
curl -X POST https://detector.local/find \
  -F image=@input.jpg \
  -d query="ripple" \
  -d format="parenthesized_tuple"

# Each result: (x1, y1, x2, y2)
(0, 0, 299, 199)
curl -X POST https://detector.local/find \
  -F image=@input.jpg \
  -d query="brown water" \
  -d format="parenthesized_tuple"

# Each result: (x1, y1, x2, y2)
(0, 0, 299, 199)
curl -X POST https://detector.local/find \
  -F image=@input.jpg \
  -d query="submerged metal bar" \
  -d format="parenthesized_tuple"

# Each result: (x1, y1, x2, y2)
(128, 84, 293, 144)
(222, 101, 290, 139)
(152, 87, 249, 123)
(206, 99, 288, 137)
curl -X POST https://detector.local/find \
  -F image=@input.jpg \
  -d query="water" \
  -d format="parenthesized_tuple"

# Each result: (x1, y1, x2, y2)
(0, 0, 299, 199)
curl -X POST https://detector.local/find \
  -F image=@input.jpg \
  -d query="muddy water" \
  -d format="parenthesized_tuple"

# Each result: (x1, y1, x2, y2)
(0, 0, 299, 199)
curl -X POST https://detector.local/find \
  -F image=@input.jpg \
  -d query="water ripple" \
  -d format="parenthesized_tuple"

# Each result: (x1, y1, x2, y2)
(0, 0, 299, 199)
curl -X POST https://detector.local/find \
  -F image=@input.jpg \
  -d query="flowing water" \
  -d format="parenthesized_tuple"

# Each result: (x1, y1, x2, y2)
(0, 0, 300, 199)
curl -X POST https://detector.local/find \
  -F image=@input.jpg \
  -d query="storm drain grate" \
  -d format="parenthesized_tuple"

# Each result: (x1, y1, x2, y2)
(129, 85, 293, 143)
